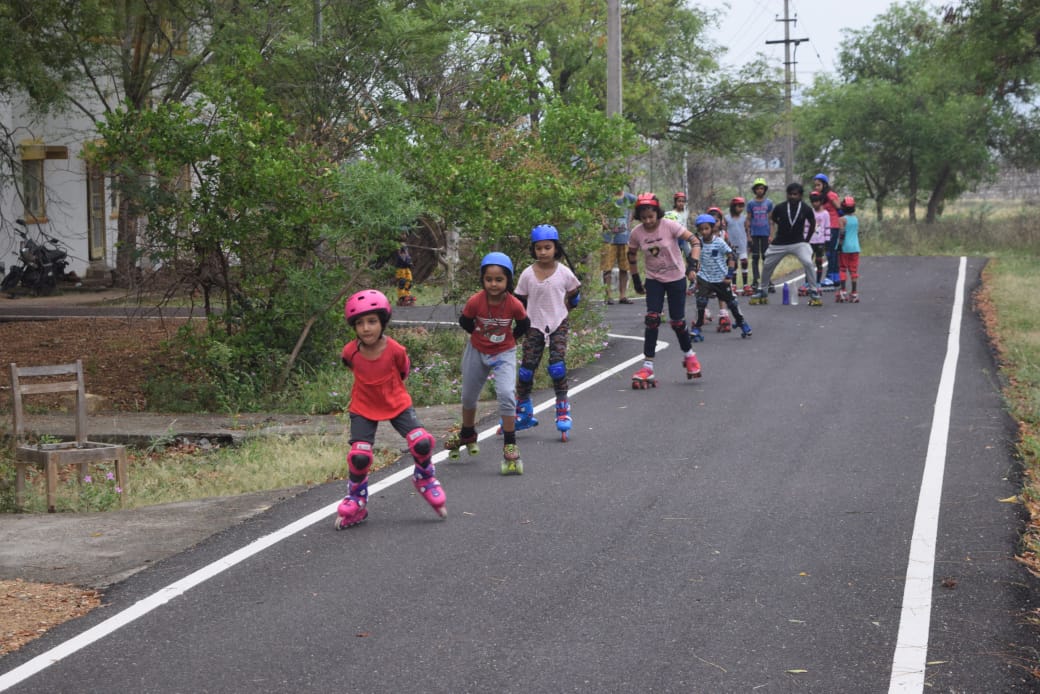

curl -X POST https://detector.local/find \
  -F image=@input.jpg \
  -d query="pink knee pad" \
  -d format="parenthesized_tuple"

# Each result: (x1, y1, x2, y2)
(348, 441, 374, 476)
(406, 427, 435, 465)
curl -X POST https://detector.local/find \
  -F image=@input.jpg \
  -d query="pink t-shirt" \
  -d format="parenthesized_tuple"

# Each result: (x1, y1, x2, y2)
(810, 209, 830, 244)
(515, 262, 581, 335)
(628, 217, 689, 283)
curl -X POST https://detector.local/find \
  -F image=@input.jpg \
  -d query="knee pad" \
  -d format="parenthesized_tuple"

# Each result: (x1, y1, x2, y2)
(406, 427, 435, 464)
(669, 319, 686, 333)
(348, 441, 374, 476)
(696, 295, 709, 309)
(547, 361, 566, 381)
(740, 258, 748, 269)
(518, 366, 535, 385)
(645, 312, 661, 330)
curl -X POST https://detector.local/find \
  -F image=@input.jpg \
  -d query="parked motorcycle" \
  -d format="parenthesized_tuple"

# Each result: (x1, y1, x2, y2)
(1, 218, 70, 296)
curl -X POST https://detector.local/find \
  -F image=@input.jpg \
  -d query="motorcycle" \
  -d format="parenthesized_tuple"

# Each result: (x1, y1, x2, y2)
(1, 218, 70, 296)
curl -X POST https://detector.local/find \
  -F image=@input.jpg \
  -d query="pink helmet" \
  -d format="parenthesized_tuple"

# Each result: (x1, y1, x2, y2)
(345, 289, 392, 326)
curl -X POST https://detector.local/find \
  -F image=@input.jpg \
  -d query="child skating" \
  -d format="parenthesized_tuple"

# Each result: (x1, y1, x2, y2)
(744, 178, 774, 296)
(726, 197, 751, 293)
(690, 214, 751, 340)
(626, 193, 703, 388)
(835, 196, 861, 303)
(336, 290, 446, 529)
(444, 252, 531, 474)
(394, 245, 416, 306)
(514, 225, 582, 442)
(801, 192, 831, 295)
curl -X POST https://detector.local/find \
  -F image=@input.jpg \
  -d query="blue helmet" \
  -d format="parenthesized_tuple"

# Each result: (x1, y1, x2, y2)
(531, 224, 559, 243)
(813, 173, 830, 185)
(480, 251, 514, 275)
(694, 213, 716, 227)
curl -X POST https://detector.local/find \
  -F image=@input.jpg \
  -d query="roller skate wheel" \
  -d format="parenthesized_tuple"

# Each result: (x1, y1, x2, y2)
(500, 460, 524, 475)
(435, 505, 448, 518)
(449, 448, 461, 460)
(467, 443, 480, 456)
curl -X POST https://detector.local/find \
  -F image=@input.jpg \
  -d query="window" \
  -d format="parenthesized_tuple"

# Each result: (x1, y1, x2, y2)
(20, 142, 46, 222)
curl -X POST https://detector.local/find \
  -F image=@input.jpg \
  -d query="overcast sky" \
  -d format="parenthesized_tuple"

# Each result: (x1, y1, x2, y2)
(699, 0, 922, 80)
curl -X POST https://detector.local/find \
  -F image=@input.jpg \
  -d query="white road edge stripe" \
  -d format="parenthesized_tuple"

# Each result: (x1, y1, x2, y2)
(0, 333, 663, 691)
(888, 256, 967, 692)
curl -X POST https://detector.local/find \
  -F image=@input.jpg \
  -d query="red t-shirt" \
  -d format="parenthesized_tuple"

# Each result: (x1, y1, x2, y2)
(461, 291, 527, 355)
(342, 337, 412, 421)
(822, 190, 841, 229)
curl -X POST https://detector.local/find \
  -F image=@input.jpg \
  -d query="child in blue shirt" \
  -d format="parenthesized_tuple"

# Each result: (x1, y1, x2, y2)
(835, 197, 861, 303)
(690, 214, 751, 340)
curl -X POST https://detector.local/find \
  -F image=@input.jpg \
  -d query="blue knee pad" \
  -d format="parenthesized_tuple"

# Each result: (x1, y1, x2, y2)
(696, 295, 709, 309)
(518, 366, 535, 385)
(406, 427, 435, 465)
(645, 312, 661, 329)
(547, 361, 566, 381)
(348, 441, 373, 476)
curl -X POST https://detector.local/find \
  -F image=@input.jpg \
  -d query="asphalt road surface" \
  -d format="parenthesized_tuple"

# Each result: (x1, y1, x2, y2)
(1, 256, 1036, 693)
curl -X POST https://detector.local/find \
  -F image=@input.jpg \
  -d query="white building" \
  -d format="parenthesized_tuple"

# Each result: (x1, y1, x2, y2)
(2, 100, 118, 285)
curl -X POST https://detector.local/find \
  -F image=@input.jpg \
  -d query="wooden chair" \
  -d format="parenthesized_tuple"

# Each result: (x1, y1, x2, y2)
(9, 360, 129, 513)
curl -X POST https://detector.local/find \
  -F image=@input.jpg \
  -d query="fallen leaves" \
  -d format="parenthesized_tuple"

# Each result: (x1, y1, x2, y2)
(0, 579, 101, 655)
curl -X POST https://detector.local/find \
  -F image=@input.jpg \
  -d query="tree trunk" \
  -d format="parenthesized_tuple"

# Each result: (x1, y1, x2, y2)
(907, 156, 918, 223)
(115, 183, 138, 289)
(925, 164, 952, 224)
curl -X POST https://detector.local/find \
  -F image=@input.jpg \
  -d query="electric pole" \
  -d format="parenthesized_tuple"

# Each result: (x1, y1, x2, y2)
(607, 0, 622, 117)
(766, 0, 807, 183)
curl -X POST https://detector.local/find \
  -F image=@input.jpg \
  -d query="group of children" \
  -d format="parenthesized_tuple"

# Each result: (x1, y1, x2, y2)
(334, 178, 861, 529)
(334, 224, 580, 528)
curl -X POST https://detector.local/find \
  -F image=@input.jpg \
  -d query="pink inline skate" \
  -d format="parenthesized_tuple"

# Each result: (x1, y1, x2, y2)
(335, 478, 369, 529)
(413, 464, 447, 518)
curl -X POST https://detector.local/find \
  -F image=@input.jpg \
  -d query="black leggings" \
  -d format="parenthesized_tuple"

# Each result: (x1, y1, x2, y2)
(643, 277, 693, 358)
(750, 236, 770, 286)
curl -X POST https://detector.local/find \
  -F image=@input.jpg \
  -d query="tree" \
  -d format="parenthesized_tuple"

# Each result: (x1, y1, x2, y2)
(796, 1, 999, 222)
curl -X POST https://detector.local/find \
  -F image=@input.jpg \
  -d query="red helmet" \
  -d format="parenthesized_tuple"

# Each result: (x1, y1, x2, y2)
(635, 193, 663, 216)
(345, 289, 392, 326)
(673, 191, 687, 200)
(706, 206, 723, 218)
(731, 197, 746, 205)
(841, 196, 856, 208)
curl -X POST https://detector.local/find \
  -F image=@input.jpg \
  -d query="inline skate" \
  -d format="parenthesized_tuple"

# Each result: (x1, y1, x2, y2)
(334, 478, 369, 529)
(555, 399, 572, 442)
(691, 325, 704, 343)
(412, 464, 447, 518)
(739, 321, 752, 338)
(515, 398, 539, 431)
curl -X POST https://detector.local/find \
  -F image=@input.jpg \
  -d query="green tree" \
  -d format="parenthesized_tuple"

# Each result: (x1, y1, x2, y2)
(796, 1, 998, 222)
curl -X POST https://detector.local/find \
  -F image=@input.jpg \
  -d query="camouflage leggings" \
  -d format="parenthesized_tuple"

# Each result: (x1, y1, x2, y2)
(517, 318, 570, 399)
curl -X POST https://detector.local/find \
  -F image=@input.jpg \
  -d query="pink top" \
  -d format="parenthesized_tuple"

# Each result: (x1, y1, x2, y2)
(628, 217, 689, 283)
(810, 209, 830, 244)
(515, 262, 581, 335)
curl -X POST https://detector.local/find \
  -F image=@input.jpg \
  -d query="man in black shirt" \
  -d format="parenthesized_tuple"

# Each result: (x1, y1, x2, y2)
(750, 182, 823, 307)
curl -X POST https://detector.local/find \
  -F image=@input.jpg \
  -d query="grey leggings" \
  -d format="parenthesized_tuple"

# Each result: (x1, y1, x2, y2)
(460, 342, 517, 417)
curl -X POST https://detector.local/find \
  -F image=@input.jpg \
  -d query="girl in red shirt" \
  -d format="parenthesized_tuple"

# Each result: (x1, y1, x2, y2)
(335, 290, 446, 529)
(444, 252, 530, 475)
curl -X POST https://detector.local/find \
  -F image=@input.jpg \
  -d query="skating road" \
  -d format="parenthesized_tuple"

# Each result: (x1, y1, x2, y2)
(1, 256, 1036, 693)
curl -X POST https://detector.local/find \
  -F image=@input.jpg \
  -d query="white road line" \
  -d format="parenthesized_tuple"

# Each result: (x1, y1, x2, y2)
(888, 256, 967, 692)
(0, 332, 662, 691)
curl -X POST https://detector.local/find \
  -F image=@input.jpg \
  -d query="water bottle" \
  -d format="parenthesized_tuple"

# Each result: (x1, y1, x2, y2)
(782, 282, 790, 305)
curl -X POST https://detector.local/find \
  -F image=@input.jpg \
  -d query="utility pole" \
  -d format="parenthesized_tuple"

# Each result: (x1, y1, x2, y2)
(607, 0, 622, 118)
(766, 0, 807, 184)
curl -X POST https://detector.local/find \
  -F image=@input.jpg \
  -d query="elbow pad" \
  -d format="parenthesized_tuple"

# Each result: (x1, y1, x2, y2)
(567, 291, 581, 309)
(687, 257, 700, 274)
(459, 315, 476, 334)
(513, 317, 531, 339)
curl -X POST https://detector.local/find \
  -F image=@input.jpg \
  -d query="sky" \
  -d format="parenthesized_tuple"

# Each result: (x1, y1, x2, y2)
(700, 0, 911, 81)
